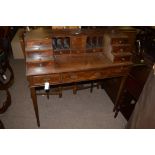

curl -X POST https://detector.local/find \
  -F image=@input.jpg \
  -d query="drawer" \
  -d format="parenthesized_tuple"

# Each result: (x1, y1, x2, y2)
(112, 45, 130, 53)
(28, 67, 130, 86)
(113, 55, 132, 63)
(26, 39, 52, 47)
(25, 39, 52, 51)
(53, 50, 70, 55)
(98, 67, 130, 78)
(71, 49, 85, 54)
(86, 48, 103, 53)
(120, 66, 131, 75)
(61, 68, 125, 83)
(26, 50, 53, 59)
(30, 74, 60, 85)
(62, 71, 101, 83)
(70, 36, 86, 50)
(111, 38, 128, 45)
(93, 48, 103, 52)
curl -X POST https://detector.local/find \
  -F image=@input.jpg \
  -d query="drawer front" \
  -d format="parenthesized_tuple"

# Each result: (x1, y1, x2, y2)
(86, 48, 103, 53)
(112, 45, 130, 53)
(29, 74, 60, 85)
(25, 39, 52, 51)
(26, 39, 52, 47)
(53, 50, 70, 55)
(114, 55, 132, 63)
(62, 71, 102, 83)
(71, 49, 85, 54)
(99, 67, 129, 77)
(61, 67, 129, 83)
(28, 66, 130, 86)
(26, 50, 53, 59)
(111, 38, 128, 45)
(70, 36, 86, 50)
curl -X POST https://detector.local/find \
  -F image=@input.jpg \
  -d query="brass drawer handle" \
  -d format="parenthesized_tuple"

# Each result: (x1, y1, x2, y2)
(120, 48, 124, 52)
(121, 57, 125, 61)
(44, 78, 51, 81)
(119, 40, 122, 44)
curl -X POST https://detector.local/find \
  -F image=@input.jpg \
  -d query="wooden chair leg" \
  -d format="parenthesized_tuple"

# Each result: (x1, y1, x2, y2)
(73, 83, 77, 94)
(90, 82, 93, 93)
(59, 86, 62, 98)
(97, 82, 100, 89)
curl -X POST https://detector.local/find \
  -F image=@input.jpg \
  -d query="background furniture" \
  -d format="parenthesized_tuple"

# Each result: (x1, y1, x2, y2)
(103, 27, 155, 120)
(0, 27, 14, 128)
(0, 120, 4, 128)
(11, 28, 25, 59)
(0, 49, 13, 128)
(102, 57, 151, 120)
(23, 27, 136, 127)
(126, 67, 155, 128)
(120, 62, 151, 120)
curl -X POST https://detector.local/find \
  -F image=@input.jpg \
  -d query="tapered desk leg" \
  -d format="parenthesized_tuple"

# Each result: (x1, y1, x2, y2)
(113, 76, 127, 117)
(30, 87, 40, 127)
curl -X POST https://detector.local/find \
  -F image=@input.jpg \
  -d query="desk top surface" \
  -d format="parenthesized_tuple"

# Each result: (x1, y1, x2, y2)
(26, 53, 132, 76)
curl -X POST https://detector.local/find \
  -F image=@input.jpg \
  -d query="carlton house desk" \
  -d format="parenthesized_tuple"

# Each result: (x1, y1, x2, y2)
(22, 27, 136, 127)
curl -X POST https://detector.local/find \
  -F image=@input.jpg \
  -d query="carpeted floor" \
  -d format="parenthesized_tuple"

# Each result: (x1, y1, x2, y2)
(0, 59, 127, 129)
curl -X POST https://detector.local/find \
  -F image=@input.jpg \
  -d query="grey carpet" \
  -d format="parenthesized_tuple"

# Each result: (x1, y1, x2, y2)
(0, 59, 127, 129)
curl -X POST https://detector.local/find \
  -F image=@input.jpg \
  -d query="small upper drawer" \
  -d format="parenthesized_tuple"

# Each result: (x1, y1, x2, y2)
(112, 45, 130, 53)
(113, 54, 132, 63)
(25, 39, 52, 51)
(26, 50, 53, 60)
(86, 48, 103, 53)
(70, 36, 87, 50)
(26, 39, 52, 47)
(111, 38, 128, 45)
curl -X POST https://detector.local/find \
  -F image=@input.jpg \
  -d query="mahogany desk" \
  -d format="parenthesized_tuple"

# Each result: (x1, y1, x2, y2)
(23, 28, 135, 127)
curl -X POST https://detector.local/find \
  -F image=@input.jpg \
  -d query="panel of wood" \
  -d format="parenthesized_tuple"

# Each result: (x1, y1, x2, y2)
(28, 73, 61, 86)
(70, 36, 87, 51)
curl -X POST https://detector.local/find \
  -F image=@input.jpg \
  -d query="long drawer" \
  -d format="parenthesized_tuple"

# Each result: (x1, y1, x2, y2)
(28, 66, 130, 86)
(61, 66, 130, 83)
(28, 73, 61, 86)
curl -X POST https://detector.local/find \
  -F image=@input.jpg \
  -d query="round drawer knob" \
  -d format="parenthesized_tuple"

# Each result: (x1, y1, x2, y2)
(44, 78, 51, 81)
(121, 58, 125, 61)
(39, 63, 42, 67)
(120, 48, 124, 52)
